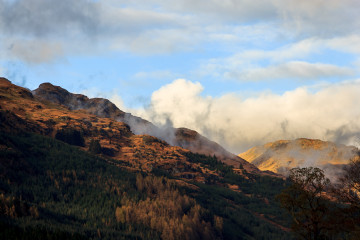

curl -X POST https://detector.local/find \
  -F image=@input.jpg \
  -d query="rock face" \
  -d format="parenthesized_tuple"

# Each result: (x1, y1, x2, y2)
(33, 82, 264, 174)
(239, 138, 359, 176)
(33, 83, 126, 119)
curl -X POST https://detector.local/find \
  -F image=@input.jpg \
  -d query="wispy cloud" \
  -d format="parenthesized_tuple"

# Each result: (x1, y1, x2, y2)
(197, 36, 358, 82)
(275, 0, 360, 38)
(225, 61, 353, 82)
(3, 38, 64, 64)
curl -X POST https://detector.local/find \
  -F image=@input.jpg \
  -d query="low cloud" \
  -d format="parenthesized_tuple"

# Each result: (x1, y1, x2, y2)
(134, 79, 360, 153)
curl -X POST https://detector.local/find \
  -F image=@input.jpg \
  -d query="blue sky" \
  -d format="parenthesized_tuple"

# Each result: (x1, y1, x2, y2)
(1, 0, 360, 152)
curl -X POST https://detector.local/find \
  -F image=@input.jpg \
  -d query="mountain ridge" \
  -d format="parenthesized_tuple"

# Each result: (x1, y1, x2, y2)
(32, 81, 263, 175)
(0, 77, 293, 239)
(1, 77, 279, 180)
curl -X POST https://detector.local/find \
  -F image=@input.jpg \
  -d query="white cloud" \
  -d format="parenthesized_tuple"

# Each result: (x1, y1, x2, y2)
(113, 0, 360, 39)
(136, 79, 360, 153)
(225, 61, 353, 82)
(105, 0, 277, 22)
(197, 36, 360, 82)
(142, 79, 212, 127)
(111, 27, 201, 54)
(109, 0, 360, 37)
(274, 0, 360, 38)
(325, 35, 360, 54)
(156, 0, 277, 23)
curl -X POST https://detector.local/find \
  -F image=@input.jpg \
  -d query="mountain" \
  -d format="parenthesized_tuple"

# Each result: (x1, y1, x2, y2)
(0, 77, 293, 239)
(2, 78, 200, 179)
(33, 82, 264, 175)
(239, 138, 359, 177)
(174, 127, 264, 174)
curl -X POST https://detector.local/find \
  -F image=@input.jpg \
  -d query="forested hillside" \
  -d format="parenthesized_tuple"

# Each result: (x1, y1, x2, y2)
(0, 78, 294, 239)
(0, 131, 292, 239)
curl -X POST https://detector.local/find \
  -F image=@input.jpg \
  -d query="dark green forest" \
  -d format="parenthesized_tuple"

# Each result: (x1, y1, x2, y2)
(0, 131, 294, 239)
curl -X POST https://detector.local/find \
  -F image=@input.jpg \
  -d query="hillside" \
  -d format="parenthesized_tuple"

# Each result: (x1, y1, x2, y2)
(239, 138, 359, 177)
(33, 81, 264, 175)
(0, 77, 293, 239)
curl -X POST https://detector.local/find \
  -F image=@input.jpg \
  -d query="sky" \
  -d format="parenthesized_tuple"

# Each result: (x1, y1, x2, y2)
(1, 0, 360, 153)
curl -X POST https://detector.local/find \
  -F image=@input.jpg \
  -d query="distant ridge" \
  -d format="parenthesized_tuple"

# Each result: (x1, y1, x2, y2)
(239, 138, 359, 176)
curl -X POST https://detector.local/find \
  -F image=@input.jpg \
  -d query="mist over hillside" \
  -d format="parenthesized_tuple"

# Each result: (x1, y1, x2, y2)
(128, 79, 360, 154)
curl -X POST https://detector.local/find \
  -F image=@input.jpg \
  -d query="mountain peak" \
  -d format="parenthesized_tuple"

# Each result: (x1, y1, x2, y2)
(38, 82, 63, 90)
(0, 77, 33, 99)
(0, 77, 11, 85)
(33, 83, 126, 119)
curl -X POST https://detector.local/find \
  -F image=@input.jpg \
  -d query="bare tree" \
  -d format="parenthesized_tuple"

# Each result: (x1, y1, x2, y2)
(333, 151, 360, 239)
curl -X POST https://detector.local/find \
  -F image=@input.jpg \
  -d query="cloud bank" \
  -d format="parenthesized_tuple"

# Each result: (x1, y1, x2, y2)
(1, 0, 360, 63)
(134, 79, 360, 153)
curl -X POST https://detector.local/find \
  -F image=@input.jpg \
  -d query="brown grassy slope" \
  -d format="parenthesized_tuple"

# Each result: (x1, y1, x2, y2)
(32, 81, 269, 176)
(2, 78, 273, 184)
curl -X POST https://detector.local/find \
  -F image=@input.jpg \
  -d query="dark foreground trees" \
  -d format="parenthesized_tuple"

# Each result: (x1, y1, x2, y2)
(277, 167, 334, 239)
(333, 157, 360, 239)
(278, 164, 360, 240)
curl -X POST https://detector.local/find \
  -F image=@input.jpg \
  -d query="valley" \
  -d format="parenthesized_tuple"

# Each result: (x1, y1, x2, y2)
(1, 77, 358, 239)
